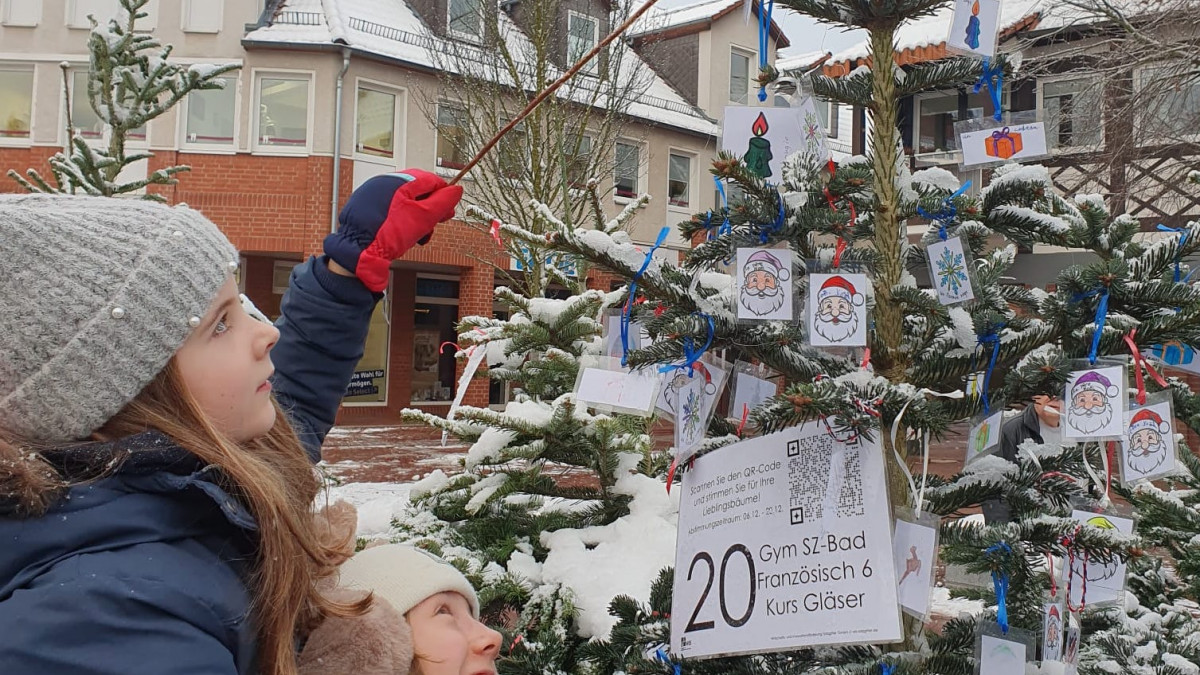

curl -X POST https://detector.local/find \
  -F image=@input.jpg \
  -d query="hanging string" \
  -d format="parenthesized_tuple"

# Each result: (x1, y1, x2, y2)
(976, 322, 1004, 415)
(1157, 223, 1190, 282)
(440, 341, 463, 354)
(1063, 525, 1088, 613)
(890, 389, 964, 516)
(1073, 287, 1111, 365)
(1124, 329, 1168, 405)
(1046, 552, 1058, 598)
(658, 313, 716, 377)
(833, 236, 847, 269)
(756, 0, 774, 102)
(986, 541, 1012, 633)
(973, 58, 1005, 122)
(622, 227, 670, 367)
(916, 181, 972, 241)
(666, 457, 678, 494)
(737, 403, 750, 437)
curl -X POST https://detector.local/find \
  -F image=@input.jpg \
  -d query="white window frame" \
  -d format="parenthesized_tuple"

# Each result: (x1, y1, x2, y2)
(2, 0, 42, 26)
(666, 148, 695, 212)
(1037, 74, 1104, 154)
(447, 0, 482, 42)
(353, 78, 407, 168)
(1132, 64, 1200, 146)
(181, 0, 221, 33)
(65, 0, 116, 28)
(61, 66, 150, 148)
(567, 10, 600, 74)
(434, 99, 469, 177)
(613, 138, 645, 204)
(912, 88, 1008, 160)
(0, 63, 36, 147)
(178, 71, 240, 153)
(729, 45, 753, 105)
(820, 99, 839, 138)
(251, 68, 315, 156)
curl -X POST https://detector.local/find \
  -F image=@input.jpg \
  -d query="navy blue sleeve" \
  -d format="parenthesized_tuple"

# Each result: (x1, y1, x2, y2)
(271, 256, 379, 462)
(0, 576, 240, 675)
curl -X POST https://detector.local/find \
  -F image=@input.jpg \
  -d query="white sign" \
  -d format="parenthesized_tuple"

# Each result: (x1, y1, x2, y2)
(978, 633, 1026, 674)
(729, 370, 778, 420)
(1063, 366, 1126, 440)
(736, 247, 794, 321)
(1067, 509, 1134, 606)
(946, 0, 1001, 57)
(927, 236, 974, 305)
(658, 360, 728, 423)
(721, 103, 828, 182)
(960, 122, 1050, 168)
(966, 410, 1003, 464)
(671, 423, 902, 659)
(892, 515, 938, 619)
(674, 374, 709, 462)
(575, 356, 660, 416)
(807, 273, 869, 347)
(1042, 602, 1064, 662)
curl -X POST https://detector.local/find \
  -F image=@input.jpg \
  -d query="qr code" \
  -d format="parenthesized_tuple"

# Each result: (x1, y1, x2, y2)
(787, 435, 865, 525)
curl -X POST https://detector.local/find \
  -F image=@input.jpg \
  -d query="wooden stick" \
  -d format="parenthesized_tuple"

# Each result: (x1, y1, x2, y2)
(450, 0, 667, 185)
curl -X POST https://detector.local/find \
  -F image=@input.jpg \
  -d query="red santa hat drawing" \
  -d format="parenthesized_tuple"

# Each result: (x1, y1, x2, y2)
(745, 250, 790, 281)
(817, 275, 865, 306)
(1128, 408, 1170, 436)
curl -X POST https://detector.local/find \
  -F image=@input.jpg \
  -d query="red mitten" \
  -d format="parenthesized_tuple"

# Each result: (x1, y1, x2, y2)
(325, 169, 464, 292)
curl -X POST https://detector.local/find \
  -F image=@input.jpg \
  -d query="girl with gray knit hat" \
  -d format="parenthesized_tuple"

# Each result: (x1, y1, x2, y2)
(0, 169, 462, 675)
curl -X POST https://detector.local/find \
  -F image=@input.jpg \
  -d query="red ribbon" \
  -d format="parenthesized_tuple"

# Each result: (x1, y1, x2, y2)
(666, 457, 678, 494)
(654, 302, 667, 317)
(439, 341, 462, 354)
(833, 237, 847, 268)
(1123, 329, 1168, 405)
(860, 348, 871, 370)
(489, 219, 503, 246)
(1046, 552, 1057, 598)
(737, 403, 750, 437)
(1063, 525, 1087, 613)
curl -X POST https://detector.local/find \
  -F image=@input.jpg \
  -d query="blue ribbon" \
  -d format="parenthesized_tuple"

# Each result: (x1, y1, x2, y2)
(1157, 224, 1189, 282)
(985, 542, 1012, 634)
(622, 227, 670, 367)
(703, 209, 714, 241)
(916, 181, 971, 241)
(1073, 287, 1111, 365)
(976, 322, 1004, 415)
(659, 313, 716, 377)
(756, 189, 786, 243)
(656, 647, 682, 675)
(973, 58, 1004, 122)
(757, 0, 774, 102)
(881, 664, 896, 675)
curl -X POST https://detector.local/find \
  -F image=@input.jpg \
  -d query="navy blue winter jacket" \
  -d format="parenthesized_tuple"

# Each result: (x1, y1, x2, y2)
(0, 256, 377, 674)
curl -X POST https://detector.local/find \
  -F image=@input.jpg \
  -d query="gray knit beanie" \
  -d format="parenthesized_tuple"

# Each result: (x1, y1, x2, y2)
(0, 194, 239, 443)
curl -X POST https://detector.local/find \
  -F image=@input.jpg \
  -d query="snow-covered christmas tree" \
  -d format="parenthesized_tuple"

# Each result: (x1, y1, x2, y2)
(7, 0, 237, 200)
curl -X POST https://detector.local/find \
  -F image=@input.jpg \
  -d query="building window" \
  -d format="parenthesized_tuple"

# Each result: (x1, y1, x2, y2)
(567, 12, 599, 71)
(412, 276, 461, 404)
(71, 70, 146, 142)
(66, 0, 117, 28)
(1136, 66, 1200, 141)
(730, 48, 752, 105)
(0, 67, 34, 142)
(345, 290, 391, 405)
(3, 0, 42, 26)
(182, 0, 221, 33)
(436, 102, 468, 170)
(566, 134, 592, 188)
(614, 141, 639, 198)
(271, 260, 298, 294)
(1042, 79, 1102, 149)
(448, 0, 482, 39)
(183, 75, 236, 147)
(668, 152, 691, 208)
(356, 86, 396, 160)
(496, 121, 527, 178)
(815, 99, 839, 138)
(916, 90, 993, 154)
(255, 74, 310, 150)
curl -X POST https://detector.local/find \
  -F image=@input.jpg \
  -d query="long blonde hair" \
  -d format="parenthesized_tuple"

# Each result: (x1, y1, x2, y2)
(0, 360, 367, 675)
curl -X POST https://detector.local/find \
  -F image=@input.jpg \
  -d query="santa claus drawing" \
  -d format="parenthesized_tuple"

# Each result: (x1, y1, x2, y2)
(739, 250, 790, 317)
(1066, 371, 1119, 436)
(813, 275, 864, 344)
(1125, 408, 1171, 477)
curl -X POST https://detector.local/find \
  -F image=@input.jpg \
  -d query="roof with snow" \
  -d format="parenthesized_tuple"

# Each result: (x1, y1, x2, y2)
(823, 0, 1100, 75)
(627, 0, 790, 48)
(775, 50, 830, 74)
(246, 0, 718, 136)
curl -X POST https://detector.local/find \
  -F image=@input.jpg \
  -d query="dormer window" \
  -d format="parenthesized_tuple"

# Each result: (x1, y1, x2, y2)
(448, 0, 483, 40)
(567, 11, 599, 73)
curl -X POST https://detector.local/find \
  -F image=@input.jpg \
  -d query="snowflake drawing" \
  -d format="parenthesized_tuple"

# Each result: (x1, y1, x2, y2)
(935, 246, 968, 296)
(681, 389, 702, 439)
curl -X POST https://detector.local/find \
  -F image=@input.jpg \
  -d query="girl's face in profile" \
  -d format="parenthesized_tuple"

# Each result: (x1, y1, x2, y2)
(407, 592, 501, 675)
(174, 277, 280, 442)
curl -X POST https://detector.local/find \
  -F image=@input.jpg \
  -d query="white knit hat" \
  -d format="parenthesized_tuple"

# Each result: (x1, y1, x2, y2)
(337, 545, 480, 618)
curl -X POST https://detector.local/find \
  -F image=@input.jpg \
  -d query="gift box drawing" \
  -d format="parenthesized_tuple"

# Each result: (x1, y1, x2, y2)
(985, 127, 1023, 159)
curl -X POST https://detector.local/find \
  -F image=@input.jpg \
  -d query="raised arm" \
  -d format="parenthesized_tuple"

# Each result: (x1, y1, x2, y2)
(270, 170, 463, 462)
